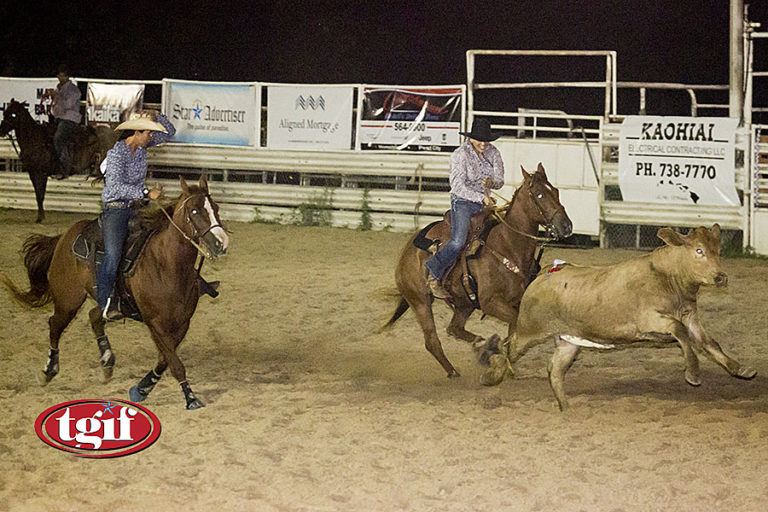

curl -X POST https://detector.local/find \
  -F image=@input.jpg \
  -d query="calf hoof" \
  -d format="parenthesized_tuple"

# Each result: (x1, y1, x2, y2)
(734, 366, 757, 380)
(447, 369, 461, 379)
(186, 398, 205, 410)
(479, 355, 508, 386)
(475, 334, 502, 367)
(129, 386, 148, 403)
(685, 370, 702, 387)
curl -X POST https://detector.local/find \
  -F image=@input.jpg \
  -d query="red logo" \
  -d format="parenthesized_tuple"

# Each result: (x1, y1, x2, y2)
(34, 399, 161, 458)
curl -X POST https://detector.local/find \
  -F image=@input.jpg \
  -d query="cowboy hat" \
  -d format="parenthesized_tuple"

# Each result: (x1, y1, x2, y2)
(459, 118, 500, 142)
(114, 112, 168, 133)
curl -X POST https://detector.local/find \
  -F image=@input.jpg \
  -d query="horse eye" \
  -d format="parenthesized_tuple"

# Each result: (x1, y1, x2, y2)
(191, 209, 198, 215)
(536, 193, 543, 199)
(696, 248, 704, 255)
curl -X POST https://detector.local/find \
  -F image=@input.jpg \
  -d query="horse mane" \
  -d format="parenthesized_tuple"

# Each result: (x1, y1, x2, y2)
(136, 196, 180, 233)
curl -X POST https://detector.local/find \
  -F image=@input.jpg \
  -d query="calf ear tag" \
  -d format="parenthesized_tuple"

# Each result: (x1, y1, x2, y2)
(547, 259, 567, 273)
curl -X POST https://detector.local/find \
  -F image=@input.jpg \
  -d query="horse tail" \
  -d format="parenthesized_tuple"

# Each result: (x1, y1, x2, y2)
(379, 296, 410, 332)
(1, 234, 60, 308)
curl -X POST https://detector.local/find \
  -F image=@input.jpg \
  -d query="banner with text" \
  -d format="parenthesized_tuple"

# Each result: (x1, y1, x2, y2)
(619, 116, 740, 206)
(0, 77, 61, 122)
(266, 85, 354, 150)
(359, 85, 463, 151)
(163, 80, 259, 146)
(86, 83, 144, 128)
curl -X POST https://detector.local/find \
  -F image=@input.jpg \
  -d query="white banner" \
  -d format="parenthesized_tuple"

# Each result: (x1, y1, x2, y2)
(87, 83, 144, 128)
(619, 116, 740, 206)
(267, 85, 354, 150)
(0, 77, 61, 122)
(163, 80, 260, 146)
(358, 85, 463, 150)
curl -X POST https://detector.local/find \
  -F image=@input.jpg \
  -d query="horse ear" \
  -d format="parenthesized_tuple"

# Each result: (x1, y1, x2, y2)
(520, 165, 532, 180)
(179, 176, 190, 195)
(198, 173, 208, 192)
(536, 162, 547, 177)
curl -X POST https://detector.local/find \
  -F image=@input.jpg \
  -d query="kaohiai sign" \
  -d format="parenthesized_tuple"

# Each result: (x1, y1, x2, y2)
(34, 399, 161, 458)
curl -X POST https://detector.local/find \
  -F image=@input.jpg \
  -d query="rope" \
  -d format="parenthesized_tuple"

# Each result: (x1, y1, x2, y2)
(157, 197, 212, 259)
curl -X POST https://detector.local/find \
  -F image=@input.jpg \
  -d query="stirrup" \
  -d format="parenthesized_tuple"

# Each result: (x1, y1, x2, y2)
(102, 297, 124, 322)
(426, 274, 451, 300)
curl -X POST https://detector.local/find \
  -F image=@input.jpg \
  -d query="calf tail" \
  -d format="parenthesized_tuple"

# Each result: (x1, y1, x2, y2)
(1, 234, 60, 308)
(379, 297, 410, 333)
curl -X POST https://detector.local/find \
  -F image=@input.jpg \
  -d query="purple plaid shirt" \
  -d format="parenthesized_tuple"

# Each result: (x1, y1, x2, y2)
(102, 114, 176, 203)
(449, 140, 505, 203)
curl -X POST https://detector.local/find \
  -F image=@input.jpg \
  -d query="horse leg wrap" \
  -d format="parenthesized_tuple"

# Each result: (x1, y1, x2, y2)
(136, 370, 161, 396)
(180, 381, 204, 410)
(96, 335, 115, 368)
(43, 348, 60, 377)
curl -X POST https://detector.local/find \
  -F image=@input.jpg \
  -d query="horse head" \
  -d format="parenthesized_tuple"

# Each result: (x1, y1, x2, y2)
(0, 99, 31, 136)
(514, 163, 573, 240)
(178, 174, 230, 258)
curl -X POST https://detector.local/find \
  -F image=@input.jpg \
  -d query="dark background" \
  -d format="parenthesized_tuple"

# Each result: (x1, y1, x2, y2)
(2, 1, 766, 117)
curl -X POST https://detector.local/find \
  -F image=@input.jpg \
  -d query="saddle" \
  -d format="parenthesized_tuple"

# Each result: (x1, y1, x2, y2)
(71, 213, 155, 321)
(45, 119, 102, 175)
(413, 207, 499, 307)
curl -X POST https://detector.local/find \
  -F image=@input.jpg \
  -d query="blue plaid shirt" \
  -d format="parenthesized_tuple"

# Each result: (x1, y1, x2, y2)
(449, 140, 505, 203)
(102, 114, 175, 203)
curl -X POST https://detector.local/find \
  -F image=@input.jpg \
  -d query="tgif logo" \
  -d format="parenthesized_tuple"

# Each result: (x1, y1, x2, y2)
(34, 399, 161, 458)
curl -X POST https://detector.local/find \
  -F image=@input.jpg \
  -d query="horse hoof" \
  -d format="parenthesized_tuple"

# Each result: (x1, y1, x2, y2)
(37, 371, 56, 386)
(186, 398, 205, 410)
(684, 370, 702, 387)
(128, 386, 147, 403)
(102, 366, 114, 383)
(735, 366, 757, 380)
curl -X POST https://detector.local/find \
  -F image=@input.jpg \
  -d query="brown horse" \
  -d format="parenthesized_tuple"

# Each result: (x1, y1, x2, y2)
(0, 99, 117, 223)
(382, 163, 573, 378)
(2, 175, 229, 409)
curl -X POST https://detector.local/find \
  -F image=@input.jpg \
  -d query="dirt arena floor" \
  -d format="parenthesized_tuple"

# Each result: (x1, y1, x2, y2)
(0, 208, 767, 511)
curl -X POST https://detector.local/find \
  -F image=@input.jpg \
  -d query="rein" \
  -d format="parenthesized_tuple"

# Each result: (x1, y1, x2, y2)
(5, 134, 20, 156)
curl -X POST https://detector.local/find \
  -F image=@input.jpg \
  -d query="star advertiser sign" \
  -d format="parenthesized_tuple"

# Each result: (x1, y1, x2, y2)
(34, 399, 161, 458)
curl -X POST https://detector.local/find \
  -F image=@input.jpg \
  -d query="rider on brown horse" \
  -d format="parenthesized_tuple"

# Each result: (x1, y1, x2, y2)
(425, 118, 505, 300)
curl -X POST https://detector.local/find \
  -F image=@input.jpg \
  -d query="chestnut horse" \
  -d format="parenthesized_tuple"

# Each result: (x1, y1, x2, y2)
(0, 99, 117, 223)
(2, 175, 229, 409)
(382, 163, 573, 378)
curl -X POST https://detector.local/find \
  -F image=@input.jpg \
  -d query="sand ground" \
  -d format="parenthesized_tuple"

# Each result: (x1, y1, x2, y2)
(0, 209, 766, 512)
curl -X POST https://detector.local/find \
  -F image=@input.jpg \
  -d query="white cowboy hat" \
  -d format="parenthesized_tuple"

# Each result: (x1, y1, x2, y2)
(114, 113, 167, 133)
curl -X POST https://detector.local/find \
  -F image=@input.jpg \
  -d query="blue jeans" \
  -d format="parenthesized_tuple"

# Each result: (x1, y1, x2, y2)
(425, 196, 483, 280)
(96, 207, 134, 310)
(53, 119, 76, 173)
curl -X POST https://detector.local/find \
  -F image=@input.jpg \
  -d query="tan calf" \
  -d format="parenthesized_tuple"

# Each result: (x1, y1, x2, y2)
(485, 224, 756, 410)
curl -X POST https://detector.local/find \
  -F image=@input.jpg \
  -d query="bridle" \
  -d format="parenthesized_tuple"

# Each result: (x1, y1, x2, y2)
(158, 193, 226, 259)
(490, 180, 565, 243)
(0, 115, 21, 157)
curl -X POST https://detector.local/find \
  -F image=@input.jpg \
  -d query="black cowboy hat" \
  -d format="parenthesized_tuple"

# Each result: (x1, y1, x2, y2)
(459, 118, 501, 142)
